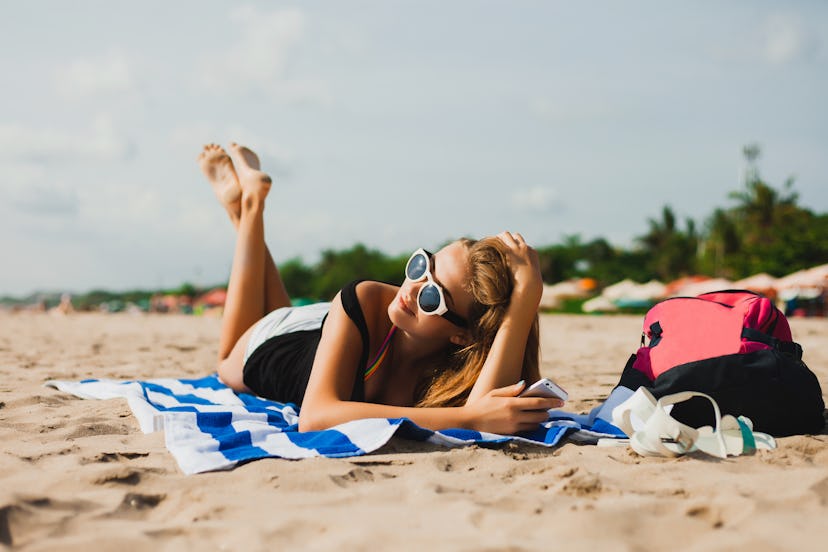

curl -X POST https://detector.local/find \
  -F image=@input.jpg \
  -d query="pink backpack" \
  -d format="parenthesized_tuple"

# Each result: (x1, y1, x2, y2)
(632, 290, 800, 380)
(616, 290, 824, 436)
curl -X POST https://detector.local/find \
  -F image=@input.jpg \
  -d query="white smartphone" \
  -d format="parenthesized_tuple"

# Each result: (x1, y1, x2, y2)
(519, 378, 568, 401)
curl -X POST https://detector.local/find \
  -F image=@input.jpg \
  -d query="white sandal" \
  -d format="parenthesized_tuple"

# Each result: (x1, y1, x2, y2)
(607, 388, 776, 458)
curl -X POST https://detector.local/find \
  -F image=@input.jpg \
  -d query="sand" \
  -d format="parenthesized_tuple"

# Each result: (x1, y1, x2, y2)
(1, 311, 826, 551)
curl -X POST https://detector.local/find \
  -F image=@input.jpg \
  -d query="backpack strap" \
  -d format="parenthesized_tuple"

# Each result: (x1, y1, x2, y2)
(648, 321, 663, 347)
(741, 328, 803, 360)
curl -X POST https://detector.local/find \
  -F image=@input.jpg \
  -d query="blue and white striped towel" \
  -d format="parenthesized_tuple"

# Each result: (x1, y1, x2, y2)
(45, 375, 627, 474)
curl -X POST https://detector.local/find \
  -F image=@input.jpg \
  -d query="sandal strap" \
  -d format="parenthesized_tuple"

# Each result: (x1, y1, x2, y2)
(613, 390, 725, 458)
(612, 388, 777, 459)
(611, 387, 657, 437)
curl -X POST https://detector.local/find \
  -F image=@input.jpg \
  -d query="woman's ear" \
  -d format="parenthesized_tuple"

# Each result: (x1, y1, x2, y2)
(449, 330, 471, 347)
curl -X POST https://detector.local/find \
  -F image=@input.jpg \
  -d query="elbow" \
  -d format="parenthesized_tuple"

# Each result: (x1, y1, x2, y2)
(298, 389, 340, 431)
(298, 413, 321, 432)
(297, 403, 331, 432)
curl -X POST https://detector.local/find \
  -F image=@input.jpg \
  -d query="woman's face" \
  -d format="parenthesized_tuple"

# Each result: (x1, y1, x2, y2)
(388, 241, 474, 340)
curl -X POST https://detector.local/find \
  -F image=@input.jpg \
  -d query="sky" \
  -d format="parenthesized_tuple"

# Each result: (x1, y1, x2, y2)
(1, 1, 826, 296)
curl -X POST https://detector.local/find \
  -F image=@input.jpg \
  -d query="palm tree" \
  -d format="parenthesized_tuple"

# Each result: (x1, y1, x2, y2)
(722, 144, 816, 276)
(729, 145, 798, 248)
(703, 208, 740, 277)
(637, 206, 698, 280)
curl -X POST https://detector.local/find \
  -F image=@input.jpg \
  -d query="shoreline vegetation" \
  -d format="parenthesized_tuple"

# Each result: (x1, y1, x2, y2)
(3, 145, 826, 312)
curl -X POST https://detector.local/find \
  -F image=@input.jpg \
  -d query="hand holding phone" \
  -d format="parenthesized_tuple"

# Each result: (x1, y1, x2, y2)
(519, 378, 568, 401)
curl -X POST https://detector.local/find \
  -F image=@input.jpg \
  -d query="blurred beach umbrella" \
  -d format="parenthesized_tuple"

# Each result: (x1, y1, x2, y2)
(584, 279, 666, 312)
(603, 279, 666, 302)
(637, 280, 668, 300)
(664, 275, 709, 296)
(196, 288, 227, 308)
(539, 280, 590, 309)
(776, 264, 828, 290)
(670, 278, 735, 297)
(775, 264, 828, 301)
(602, 279, 638, 302)
(733, 273, 777, 293)
(582, 296, 618, 313)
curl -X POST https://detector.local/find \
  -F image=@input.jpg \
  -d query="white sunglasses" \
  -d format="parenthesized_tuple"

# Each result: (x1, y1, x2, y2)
(404, 248, 468, 328)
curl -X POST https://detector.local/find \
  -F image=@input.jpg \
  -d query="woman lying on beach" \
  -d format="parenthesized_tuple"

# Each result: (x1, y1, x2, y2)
(198, 143, 563, 433)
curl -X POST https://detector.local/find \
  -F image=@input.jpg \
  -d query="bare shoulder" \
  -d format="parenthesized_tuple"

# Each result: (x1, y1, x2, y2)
(353, 280, 398, 305)
(353, 280, 398, 328)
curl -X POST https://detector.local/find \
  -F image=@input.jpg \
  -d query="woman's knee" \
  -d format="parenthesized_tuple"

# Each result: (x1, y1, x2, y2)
(217, 324, 256, 392)
(217, 355, 249, 393)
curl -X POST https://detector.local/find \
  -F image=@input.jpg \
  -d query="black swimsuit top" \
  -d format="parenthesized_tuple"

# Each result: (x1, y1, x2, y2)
(241, 280, 374, 405)
(340, 279, 373, 401)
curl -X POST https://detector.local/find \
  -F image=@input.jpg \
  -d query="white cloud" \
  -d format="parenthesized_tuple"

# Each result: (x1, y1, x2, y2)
(55, 50, 134, 99)
(511, 186, 562, 213)
(0, 115, 131, 163)
(0, 116, 133, 218)
(711, 13, 819, 66)
(762, 15, 817, 65)
(198, 6, 331, 105)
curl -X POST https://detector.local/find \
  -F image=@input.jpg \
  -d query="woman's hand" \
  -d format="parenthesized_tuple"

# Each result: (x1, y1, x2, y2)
(462, 381, 563, 434)
(496, 231, 543, 308)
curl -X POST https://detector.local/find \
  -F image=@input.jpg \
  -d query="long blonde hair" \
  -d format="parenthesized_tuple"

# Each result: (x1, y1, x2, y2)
(415, 237, 540, 407)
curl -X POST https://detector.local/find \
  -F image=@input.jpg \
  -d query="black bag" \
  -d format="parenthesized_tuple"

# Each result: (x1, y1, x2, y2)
(615, 291, 825, 437)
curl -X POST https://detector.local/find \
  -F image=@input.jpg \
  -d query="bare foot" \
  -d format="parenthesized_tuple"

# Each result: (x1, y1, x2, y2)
(228, 142, 272, 200)
(229, 141, 263, 170)
(198, 144, 242, 221)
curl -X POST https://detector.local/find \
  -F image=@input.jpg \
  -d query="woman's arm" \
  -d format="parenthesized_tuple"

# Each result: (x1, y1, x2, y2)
(299, 290, 558, 433)
(301, 381, 557, 434)
(466, 232, 543, 403)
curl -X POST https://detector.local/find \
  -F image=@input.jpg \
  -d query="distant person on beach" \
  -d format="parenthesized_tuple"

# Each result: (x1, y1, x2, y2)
(198, 143, 560, 433)
(49, 293, 75, 316)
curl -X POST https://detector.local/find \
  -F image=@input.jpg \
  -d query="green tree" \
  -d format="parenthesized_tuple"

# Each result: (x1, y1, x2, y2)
(700, 208, 741, 277)
(715, 144, 826, 277)
(311, 244, 407, 300)
(636, 205, 698, 280)
(536, 235, 654, 285)
(278, 258, 316, 299)
(536, 235, 583, 283)
(173, 282, 197, 298)
(730, 144, 798, 247)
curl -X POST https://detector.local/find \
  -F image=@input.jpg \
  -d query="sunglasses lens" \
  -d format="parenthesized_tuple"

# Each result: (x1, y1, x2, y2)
(418, 284, 442, 313)
(406, 253, 428, 280)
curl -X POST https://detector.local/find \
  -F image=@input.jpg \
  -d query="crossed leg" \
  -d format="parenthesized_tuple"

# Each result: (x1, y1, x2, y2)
(198, 143, 292, 389)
